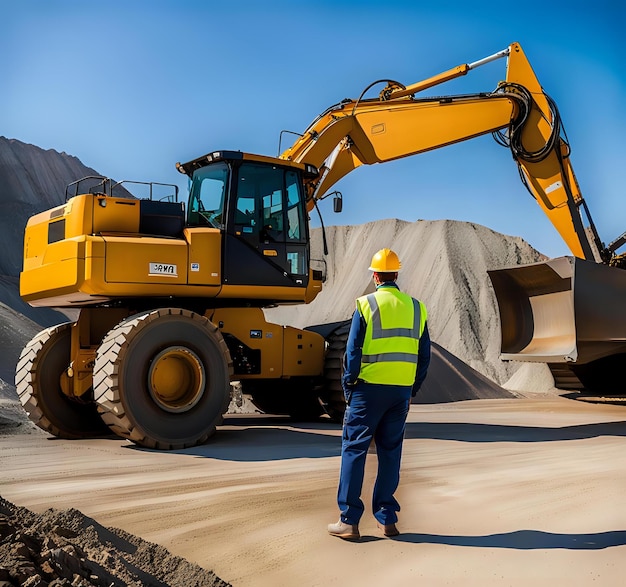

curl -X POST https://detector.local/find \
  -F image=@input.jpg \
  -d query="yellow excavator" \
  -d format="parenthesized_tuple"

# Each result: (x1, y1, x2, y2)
(16, 42, 626, 449)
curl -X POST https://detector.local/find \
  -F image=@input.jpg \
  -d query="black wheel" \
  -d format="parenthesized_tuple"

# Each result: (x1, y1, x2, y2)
(93, 308, 233, 450)
(243, 378, 324, 421)
(15, 323, 110, 439)
(319, 320, 351, 422)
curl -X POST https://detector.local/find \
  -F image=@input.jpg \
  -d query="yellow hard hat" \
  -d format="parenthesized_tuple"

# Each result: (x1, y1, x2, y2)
(368, 248, 401, 272)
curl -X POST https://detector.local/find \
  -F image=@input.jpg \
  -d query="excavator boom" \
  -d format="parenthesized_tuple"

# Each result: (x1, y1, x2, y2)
(281, 43, 603, 263)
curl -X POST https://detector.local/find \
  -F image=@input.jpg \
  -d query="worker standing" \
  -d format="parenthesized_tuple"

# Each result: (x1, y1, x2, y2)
(328, 248, 431, 540)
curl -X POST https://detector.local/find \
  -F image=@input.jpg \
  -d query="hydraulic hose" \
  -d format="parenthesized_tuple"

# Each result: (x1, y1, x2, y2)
(492, 83, 566, 164)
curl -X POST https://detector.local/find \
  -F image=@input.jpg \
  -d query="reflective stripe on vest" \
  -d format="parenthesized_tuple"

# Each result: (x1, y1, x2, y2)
(367, 294, 423, 340)
(356, 288, 427, 386)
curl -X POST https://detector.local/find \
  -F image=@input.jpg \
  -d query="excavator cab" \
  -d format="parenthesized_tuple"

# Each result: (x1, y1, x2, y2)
(178, 150, 320, 291)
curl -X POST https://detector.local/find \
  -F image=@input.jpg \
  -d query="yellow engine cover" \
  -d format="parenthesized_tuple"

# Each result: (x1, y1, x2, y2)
(19, 194, 224, 305)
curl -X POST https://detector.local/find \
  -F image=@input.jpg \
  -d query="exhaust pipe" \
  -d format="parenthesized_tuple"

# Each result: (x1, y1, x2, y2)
(488, 256, 626, 392)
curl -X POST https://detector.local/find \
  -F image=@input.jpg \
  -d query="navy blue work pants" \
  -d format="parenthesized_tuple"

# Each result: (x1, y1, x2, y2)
(337, 382, 412, 526)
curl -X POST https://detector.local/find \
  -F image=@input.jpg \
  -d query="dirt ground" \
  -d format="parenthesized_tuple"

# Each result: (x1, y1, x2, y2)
(1, 396, 625, 586)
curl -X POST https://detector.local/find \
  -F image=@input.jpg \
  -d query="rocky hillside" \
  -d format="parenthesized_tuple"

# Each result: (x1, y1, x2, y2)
(0, 138, 109, 399)
(0, 137, 98, 327)
(0, 137, 101, 277)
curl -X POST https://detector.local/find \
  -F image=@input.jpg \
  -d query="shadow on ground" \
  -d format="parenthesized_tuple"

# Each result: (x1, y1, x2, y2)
(122, 414, 626, 461)
(403, 420, 626, 442)
(126, 417, 342, 461)
(390, 529, 626, 550)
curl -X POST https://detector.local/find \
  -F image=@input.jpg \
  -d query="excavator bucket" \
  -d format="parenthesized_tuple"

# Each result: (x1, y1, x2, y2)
(488, 256, 626, 393)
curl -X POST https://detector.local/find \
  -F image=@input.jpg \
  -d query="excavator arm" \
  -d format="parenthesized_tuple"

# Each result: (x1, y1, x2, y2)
(284, 43, 626, 390)
(280, 42, 604, 263)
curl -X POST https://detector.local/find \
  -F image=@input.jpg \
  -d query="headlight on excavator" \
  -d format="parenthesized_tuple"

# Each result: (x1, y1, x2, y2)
(303, 163, 319, 179)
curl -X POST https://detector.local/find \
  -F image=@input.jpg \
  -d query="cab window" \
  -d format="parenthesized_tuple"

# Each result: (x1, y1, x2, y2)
(188, 162, 228, 228)
(285, 170, 304, 242)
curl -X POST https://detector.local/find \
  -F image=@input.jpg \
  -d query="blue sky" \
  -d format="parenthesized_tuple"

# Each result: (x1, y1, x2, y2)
(1, 0, 624, 258)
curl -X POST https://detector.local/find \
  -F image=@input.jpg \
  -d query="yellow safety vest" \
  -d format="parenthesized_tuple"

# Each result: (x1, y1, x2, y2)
(356, 288, 427, 386)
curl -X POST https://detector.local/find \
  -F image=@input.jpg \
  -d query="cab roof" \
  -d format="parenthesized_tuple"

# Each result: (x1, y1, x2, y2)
(175, 150, 318, 178)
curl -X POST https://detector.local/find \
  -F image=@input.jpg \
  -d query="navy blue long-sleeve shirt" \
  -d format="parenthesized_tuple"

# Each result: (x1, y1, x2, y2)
(341, 283, 431, 396)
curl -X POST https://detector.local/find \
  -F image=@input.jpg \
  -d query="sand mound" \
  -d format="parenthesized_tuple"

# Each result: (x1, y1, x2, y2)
(267, 218, 553, 392)
(0, 496, 228, 586)
(503, 363, 560, 396)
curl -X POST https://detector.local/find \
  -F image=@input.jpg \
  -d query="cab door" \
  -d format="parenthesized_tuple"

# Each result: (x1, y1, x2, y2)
(223, 162, 309, 288)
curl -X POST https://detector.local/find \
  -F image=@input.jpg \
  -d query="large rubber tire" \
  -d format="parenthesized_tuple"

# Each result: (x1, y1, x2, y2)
(93, 308, 233, 450)
(243, 379, 324, 421)
(15, 323, 111, 439)
(320, 320, 351, 422)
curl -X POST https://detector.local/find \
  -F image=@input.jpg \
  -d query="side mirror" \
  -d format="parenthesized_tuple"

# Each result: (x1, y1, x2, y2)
(333, 193, 343, 213)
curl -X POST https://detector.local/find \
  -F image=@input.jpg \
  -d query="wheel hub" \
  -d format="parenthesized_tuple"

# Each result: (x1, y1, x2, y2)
(148, 346, 206, 413)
